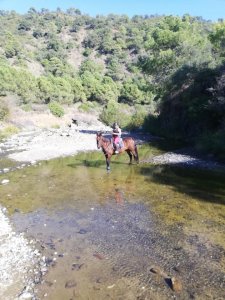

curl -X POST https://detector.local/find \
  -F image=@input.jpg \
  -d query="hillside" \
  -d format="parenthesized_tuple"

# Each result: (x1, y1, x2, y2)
(0, 8, 224, 159)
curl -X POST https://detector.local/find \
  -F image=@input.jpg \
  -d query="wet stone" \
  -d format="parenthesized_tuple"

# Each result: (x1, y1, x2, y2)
(93, 253, 104, 260)
(65, 280, 77, 289)
(171, 276, 182, 292)
(77, 229, 88, 234)
(71, 263, 84, 271)
(45, 280, 53, 287)
(45, 257, 53, 265)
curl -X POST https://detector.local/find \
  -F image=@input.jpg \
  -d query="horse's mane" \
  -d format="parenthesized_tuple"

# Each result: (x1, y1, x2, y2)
(101, 135, 111, 143)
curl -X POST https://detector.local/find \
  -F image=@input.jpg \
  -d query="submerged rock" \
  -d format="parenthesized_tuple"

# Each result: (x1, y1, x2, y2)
(65, 279, 77, 288)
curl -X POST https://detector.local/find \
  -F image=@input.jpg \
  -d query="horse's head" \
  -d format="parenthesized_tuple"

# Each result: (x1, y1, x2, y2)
(96, 132, 103, 149)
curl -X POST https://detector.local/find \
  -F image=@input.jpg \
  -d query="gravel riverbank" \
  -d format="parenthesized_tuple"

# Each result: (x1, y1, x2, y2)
(144, 150, 225, 171)
(0, 207, 44, 300)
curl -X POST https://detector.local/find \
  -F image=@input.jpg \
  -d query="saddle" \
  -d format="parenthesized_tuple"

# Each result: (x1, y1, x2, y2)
(112, 138, 123, 150)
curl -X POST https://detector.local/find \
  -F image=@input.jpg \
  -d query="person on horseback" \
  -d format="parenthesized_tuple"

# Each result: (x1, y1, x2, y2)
(112, 122, 121, 154)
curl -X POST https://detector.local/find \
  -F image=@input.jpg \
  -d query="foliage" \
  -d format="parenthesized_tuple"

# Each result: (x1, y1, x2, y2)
(0, 101, 9, 121)
(0, 10, 224, 158)
(48, 101, 65, 117)
(196, 130, 225, 161)
(78, 101, 100, 113)
(209, 21, 225, 58)
(0, 125, 20, 140)
(100, 100, 131, 128)
(126, 106, 149, 130)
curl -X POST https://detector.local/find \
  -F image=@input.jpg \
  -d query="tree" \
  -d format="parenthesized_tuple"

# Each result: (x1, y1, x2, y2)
(209, 21, 225, 57)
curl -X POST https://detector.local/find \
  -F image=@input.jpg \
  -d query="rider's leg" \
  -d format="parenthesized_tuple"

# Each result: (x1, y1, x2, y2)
(114, 136, 119, 153)
(115, 143, 119, 154)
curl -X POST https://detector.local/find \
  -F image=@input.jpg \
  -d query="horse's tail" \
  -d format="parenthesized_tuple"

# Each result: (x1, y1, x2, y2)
(134, 143, 139, 163)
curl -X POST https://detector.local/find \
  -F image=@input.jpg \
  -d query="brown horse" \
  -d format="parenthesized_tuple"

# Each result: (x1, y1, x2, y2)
(96, 132, 139, 170)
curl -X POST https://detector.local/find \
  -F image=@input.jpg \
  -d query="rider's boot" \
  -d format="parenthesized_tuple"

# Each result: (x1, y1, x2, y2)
(115, 144, 119, 154)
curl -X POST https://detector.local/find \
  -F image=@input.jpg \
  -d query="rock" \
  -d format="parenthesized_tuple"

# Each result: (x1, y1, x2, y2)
(1, 179, 9, 185)
(171, 276, 182, 292)
(93, 253, 104, 260)
(77, 229, 88, 234)
(65, 280, 77, 288)
(107, 284, 115, 289)
(150, 266, 167, 277)
(18, 292, 33, 299)
(71, 263, 84, 271)
(165, 276, 182, 292)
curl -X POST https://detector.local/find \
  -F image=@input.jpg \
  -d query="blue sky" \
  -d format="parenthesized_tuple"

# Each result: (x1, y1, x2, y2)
(0, 0, 224, 21)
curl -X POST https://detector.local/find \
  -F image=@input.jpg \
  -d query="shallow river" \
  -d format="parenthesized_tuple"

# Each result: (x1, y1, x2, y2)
(0, 144, 225, 300)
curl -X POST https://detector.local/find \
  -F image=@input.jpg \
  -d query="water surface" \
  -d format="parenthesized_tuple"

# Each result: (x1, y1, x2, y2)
(0, 145, 225, 300)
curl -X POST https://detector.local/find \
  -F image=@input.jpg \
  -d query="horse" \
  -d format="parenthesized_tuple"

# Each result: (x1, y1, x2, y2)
(96, 132, 139, 170)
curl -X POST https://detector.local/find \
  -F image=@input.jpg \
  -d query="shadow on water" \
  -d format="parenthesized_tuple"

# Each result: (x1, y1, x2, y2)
(68, 159, 133, 169)
(139, 164, 225, 206)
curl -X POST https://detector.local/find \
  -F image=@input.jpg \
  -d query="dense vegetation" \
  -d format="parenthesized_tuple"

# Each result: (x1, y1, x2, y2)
(0, 8, 224, 159)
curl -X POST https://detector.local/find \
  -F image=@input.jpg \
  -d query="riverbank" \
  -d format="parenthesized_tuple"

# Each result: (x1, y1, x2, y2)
(142, 149, 225, 171)
(0, 207, 44, 300)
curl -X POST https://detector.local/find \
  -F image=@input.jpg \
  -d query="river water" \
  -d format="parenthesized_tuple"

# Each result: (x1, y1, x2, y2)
(0, 145, 225, 299)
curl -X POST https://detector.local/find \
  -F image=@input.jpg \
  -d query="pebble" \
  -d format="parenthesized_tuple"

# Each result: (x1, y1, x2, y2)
(78, 229, 87, 234)
(0, 208, 41, 300)
(107, 284, 115, 289)
(65, 280, 77, 288)
(18, 292, 33, 299)
(1, 179, 9, 185)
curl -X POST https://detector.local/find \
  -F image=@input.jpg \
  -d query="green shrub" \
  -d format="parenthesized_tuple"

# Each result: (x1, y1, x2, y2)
(126, 106, 148, 130)
(48, 101, 65, 117)
(0, 102, 9, 121)
(100, 100, 131, 128)
(78, 101, 100, 113)
(21, 103, 32, 112)
(196, 130, 225, 161)
(0, 125, 20, 140)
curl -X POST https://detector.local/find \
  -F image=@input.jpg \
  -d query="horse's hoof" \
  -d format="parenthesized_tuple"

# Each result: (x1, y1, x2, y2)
(107, 167, 110, 171)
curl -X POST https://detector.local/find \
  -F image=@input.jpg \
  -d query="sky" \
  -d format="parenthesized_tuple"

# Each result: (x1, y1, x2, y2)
(0, 0, 224, 21)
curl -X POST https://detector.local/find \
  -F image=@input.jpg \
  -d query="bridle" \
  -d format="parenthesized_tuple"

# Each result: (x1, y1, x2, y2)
(97, 134, 112, 153)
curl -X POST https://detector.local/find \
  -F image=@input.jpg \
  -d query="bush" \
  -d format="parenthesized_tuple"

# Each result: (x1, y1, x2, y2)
(100, 100, 131, 128)
(0, 102, 9, 121)
(48, 101, 65, 117)
(126, 106, 148, 130)
(78, 101, 100, 113)
(0, 125, 20, 140)
(196, 130, 225, 161)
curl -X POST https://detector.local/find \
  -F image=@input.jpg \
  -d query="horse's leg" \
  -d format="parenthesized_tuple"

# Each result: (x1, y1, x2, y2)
(105, 154, 111, 170)
(131, 144, 139, 164)
(135, 145, 139, 163)
(126, 150, 132, 164)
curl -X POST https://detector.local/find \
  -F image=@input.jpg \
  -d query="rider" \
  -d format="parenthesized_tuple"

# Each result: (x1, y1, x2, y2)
(112, 122, 121, 154)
